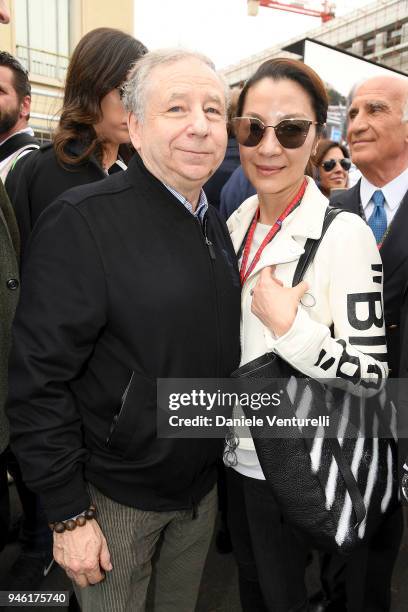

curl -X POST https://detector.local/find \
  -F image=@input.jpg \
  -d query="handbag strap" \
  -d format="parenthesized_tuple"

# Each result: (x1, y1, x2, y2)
(292, 207, 343, 287)
(293, 206, 367, 528)
(327, 438, 366, 526)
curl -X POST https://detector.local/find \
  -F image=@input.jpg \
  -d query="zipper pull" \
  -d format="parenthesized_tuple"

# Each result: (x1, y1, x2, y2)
(206, 238, 216, 260)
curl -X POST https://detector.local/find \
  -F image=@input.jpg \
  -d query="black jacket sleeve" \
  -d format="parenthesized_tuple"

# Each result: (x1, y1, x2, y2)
(6, 199, 108, 522)
(5, 150, 35, 258)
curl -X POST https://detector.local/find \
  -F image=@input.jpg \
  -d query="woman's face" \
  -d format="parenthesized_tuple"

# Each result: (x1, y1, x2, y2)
(319, 146, 349, 194)
(238, 77, 318, 200)
(95, 88, 130, 145)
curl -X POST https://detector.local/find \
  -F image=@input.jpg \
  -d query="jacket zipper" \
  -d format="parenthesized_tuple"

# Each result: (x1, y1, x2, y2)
(203, 218, 216, 260)
(202, 215, 221, 377)
(189, 214, 222, 515)
(106, 372, 134, 445)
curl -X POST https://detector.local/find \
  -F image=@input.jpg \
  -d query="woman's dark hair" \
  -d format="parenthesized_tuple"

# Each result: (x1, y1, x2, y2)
(54, 28, 147, 167)
(313, 139, 350, 167)
(236, 57, 328, 132)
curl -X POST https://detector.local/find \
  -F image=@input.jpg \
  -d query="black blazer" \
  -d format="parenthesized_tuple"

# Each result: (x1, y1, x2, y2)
(330, 181, 408, 376)
(0, 180, 19, 453)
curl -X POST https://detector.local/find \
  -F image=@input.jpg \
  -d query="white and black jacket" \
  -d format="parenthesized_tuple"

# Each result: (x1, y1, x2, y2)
(227, 177, 388, 456)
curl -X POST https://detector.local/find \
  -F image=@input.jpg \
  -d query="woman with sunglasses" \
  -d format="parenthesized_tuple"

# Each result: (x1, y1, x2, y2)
(225, 58, 388, 612)
(314, 139, 351, 197)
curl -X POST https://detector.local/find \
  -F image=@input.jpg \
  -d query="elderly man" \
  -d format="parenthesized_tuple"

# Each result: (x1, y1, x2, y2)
(7, 49, 240, 612)
(0, 50, 46, 590)
(310, 74, 408, 612)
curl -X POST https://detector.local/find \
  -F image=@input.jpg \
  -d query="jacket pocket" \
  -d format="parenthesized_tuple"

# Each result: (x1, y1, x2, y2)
(105, 371, 155, 458)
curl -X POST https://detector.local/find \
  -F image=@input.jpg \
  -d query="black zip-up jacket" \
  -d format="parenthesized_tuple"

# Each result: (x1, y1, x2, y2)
(7, 153, 241, 522)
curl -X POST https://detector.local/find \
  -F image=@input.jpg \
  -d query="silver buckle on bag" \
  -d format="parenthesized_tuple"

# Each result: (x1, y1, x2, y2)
(223, 429, 239, 467)
(401, 473, 408, 503)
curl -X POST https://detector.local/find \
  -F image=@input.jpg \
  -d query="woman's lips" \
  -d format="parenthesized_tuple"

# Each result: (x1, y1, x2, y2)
(255, 164, 284, 175)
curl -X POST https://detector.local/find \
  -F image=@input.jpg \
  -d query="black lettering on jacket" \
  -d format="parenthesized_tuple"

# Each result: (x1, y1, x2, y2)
(371, 263, 383, 284)
(314, 349, 335, 371)
(347, 292, 383, 331)
(360, 363, 384, 389)
(335, 339, 361, 383)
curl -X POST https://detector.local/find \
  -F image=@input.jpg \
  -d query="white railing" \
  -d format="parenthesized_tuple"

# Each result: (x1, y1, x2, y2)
(16, 45, 69, 81)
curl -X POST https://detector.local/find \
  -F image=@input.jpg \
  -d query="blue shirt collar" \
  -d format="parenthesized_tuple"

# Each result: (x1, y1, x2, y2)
(163, 183, 208, 224)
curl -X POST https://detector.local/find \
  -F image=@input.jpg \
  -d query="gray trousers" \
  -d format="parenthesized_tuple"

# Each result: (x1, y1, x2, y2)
(74, 483, 217, 612)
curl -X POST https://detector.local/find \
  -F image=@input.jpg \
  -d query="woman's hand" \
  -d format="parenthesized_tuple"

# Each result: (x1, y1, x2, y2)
(251, 266, 309, 337)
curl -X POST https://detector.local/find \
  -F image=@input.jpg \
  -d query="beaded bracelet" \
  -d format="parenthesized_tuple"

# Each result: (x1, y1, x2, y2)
(49, 504, 97, 533)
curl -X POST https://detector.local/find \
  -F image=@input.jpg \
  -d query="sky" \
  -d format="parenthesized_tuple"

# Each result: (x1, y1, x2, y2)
(134, 0, 376, 70)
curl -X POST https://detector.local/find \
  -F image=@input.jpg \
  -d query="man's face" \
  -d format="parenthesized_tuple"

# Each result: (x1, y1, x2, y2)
(128, 58, 228, 201)
(347, 76, 408, 177)
(0, 66, 21, 135)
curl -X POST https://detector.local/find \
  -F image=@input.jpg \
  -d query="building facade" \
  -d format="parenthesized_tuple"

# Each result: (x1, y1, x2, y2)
(222, 0, 408, 86)
(1, 0, 133, 141)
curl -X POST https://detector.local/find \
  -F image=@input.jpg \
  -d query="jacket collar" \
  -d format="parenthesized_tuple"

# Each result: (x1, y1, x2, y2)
(228, 177, 328, 251)
(227, 177, 328, 281)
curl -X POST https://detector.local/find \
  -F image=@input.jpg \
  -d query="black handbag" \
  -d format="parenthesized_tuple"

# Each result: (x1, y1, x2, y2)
(230, 208, 398, 554)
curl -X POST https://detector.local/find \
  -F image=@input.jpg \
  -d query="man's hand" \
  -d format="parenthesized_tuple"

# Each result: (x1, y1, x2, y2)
(251, 266, 309, 337)
(53, 519, 112, 588)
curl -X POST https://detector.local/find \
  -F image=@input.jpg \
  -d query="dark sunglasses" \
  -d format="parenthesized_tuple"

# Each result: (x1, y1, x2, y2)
(232, 116, 321, 149)
(321, 158, 351, 172)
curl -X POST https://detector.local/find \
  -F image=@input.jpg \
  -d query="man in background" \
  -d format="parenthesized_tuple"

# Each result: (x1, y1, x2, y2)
(311, 73, 408, 612)
(0, 51, 39, 183)
(0, 0, 20, 565)
(0, 14, 49, 592)
(0, 51, 39, 182)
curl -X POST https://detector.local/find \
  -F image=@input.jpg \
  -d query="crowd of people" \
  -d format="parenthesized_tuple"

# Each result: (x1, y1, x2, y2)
(1, 7, 408, 612)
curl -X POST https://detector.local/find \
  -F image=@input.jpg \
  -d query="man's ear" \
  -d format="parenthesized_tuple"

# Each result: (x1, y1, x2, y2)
(20, 95, 31, 119)
(404, 117, 408, 145)
(128, 112, 142, 151)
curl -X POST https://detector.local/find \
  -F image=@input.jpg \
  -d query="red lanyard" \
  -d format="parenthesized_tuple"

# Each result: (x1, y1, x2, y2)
(239, 178, 307, 286)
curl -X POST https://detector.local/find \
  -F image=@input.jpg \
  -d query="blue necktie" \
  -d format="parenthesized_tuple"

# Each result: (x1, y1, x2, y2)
(367, 190, 387, 245)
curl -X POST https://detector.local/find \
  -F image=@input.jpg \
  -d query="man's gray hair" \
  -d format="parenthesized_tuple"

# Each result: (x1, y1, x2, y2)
(122, 48, 230, 121)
